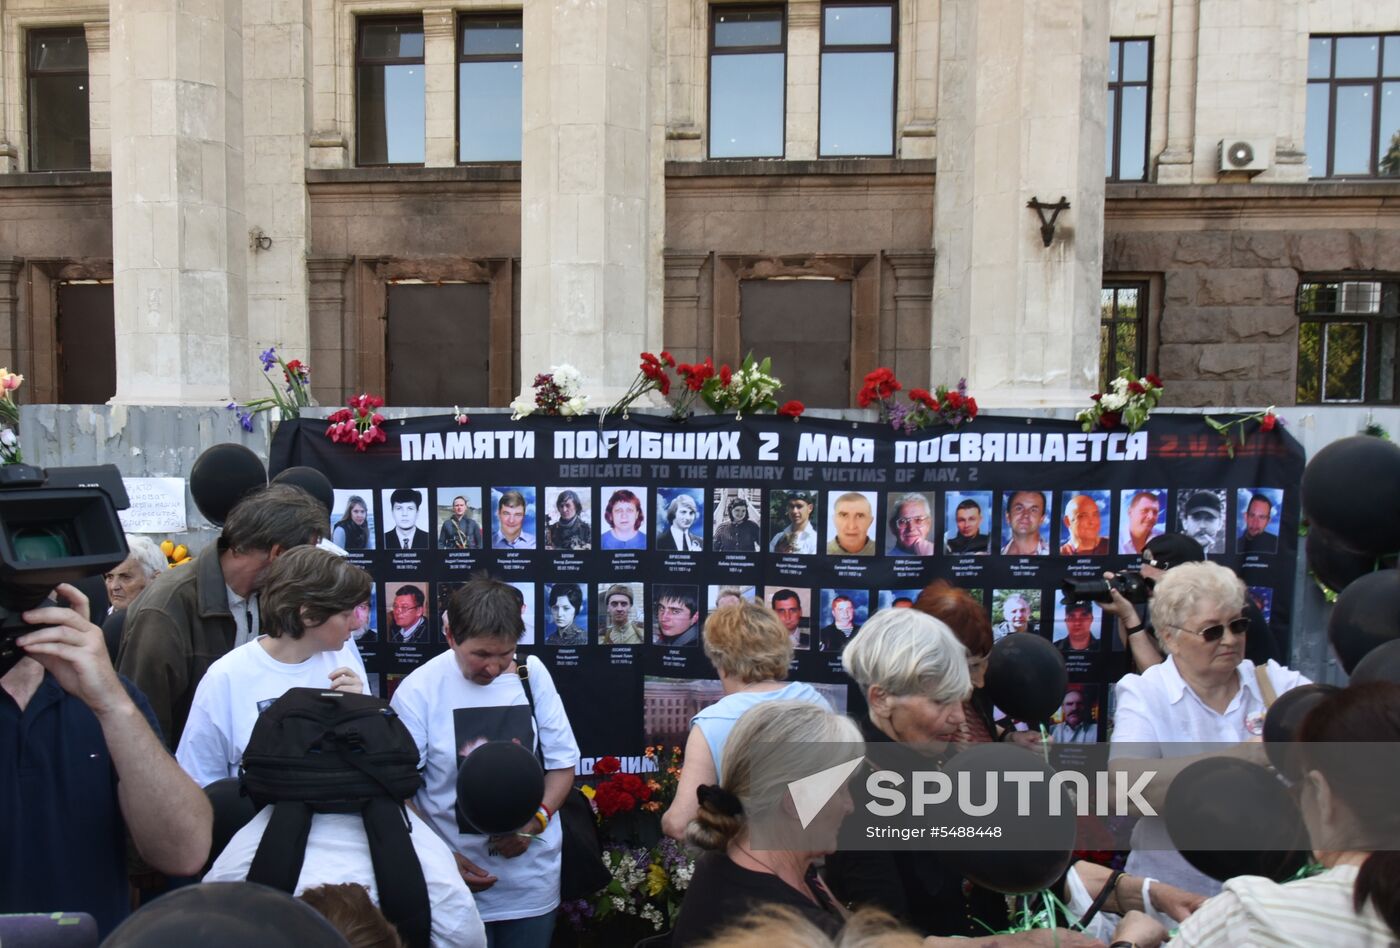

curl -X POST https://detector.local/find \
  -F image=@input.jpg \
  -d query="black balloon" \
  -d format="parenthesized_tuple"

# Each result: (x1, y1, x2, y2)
(1350, 638, 1400, 686)
(272, 466, 335, 517)
(104, 882, 349, 948)
(456, 740, 545, 835)
(1263, 683, 1340, 781)
(190, 443, 267, 526)
(1306, 526, 1378, 594)
(983, 633, 1067, 725)
(941, 743, 1075, 894)
(1328, 569, 1400, 674)
(1164, 758, 1310, 883)
(1301, 435, 1400, 557)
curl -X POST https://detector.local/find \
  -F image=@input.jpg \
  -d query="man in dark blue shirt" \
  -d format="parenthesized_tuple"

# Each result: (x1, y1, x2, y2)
(1, 584, 212, 936)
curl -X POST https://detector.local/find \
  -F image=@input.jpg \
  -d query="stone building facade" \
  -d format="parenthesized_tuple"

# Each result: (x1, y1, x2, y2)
(0, 0, 1395, 409)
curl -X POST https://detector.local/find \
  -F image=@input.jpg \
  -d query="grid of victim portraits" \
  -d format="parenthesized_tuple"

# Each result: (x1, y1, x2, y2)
(328, 483, 1285, 649)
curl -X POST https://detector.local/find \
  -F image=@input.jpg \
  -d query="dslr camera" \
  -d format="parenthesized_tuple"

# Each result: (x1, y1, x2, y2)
(1060, 568, 1152, 606)
(0, 463, 130, 677)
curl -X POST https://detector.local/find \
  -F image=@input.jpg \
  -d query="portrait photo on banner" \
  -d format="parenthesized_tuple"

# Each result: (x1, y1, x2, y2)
(598, 581, 646, 645)
(878, 588, 920, 610)
(352, 585, 379, 645)
(653, 584, 700, 647)
(818, 588, 870, 652)
(543, 486, 593, 551)
(490, 485, 537, 549)
(1118, 488, 1167, 556)
(708, 584, 757, 611)
(943, 490, 993, 556)
(435, 487, 484, 551)
(826, 490, 878, 557)
(1050, 684, 1099, 744)
(992, 587, 1042, 640)
(384, 580, 435, 645)
(655, 486, 705, 552)
(331, 488, 376, 551)
(1237, 487, 1284, 554)
(1051, 590, 1103, 657)
(712, 486, 762, 553)
(885, 490, 937, 557)
(760, 585, 812, 650)
(381, 487, 430, 550)
(1057, 489, 1111, 556)
(600, 485, 648, 550)
(768, 488, 819, 556)
(1177, 487, 1229, 555)
(545, 582, 589, 646)
(442, 579, 536, 645)
(999, 489, 1051, 556)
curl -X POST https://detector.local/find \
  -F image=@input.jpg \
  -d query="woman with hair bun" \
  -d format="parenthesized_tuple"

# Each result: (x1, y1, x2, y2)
(669, 700, 863, 947)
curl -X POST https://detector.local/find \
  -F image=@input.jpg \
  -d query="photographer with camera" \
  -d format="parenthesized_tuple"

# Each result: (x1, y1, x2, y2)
(1, 583, 212, 936)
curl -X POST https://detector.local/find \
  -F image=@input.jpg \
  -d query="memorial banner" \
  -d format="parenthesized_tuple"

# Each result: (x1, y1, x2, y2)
(271, 412, 1303, 764)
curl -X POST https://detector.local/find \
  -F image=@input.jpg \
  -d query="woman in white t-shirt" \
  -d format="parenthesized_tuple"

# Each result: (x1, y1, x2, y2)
(176, 546, 371, 787)
(661, 600, 831, 840)
(1109, 561, 1309, 896)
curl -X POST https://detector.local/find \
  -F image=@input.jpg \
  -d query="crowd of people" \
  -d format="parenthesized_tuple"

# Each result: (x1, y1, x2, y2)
(2, 472, 1397, 948)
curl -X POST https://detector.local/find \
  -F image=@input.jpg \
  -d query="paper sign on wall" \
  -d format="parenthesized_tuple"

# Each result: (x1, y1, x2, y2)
(117, 477, 187, 534)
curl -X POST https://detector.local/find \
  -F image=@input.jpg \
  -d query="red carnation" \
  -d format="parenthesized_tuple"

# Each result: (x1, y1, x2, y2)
(594, 756, 621, 775)
(965, 397, 978, 418)
(778, 400, 805, 419)
(1146, 374, 1163, 388)
(1127, 381, 1145, 395)
(944, 390, 963, 410)
(1090, 393, 1103, 402)
(719, 364, 732, 387)
(1260, 413, 1277, 432)
(1100, 411, 1121, 430)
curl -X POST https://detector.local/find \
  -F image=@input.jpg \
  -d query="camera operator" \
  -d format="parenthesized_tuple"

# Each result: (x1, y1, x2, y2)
(1, 583, 212, 937)
(1101, 533, 1281, 672)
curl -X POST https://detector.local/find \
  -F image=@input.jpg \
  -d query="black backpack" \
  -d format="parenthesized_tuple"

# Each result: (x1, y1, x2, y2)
(239, 688, 431, 948)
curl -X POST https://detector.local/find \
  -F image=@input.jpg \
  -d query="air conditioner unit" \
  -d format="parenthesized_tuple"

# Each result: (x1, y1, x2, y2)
(1217, 138, 1271, 174)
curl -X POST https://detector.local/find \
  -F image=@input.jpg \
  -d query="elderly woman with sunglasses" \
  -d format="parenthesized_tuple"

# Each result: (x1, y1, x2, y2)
(1110, 561, 1309, 897)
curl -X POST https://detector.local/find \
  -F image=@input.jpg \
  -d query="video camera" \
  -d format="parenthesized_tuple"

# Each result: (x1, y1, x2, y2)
(1060, 568, 1153, 606)
(0, 463, 130, 677)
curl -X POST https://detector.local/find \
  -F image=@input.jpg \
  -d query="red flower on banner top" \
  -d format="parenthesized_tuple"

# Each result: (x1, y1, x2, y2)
(325, 393, 387, 452)
(1205, 405, 1285, 458)
(594, 756, 622, 775)
(778, 400, 805, 419)
(857, 367, 902, 409)
(602, 351, 788, 422)
(867, 374, 978, 432)
(1078, 371, 1164, 434)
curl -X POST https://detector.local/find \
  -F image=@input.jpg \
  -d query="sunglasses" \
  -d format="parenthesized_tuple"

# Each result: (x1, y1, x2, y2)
(1170, 616, 1249, 643)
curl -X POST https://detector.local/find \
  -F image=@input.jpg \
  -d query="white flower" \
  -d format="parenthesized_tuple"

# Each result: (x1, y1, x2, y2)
(1110, 376, 1129, 393)
(561, 394, 590, 416)
(1101, 392, 1127, 411)
(509, 392, 536, 420)
(551, 364, 583, 394)
(0, 429, 15, 448)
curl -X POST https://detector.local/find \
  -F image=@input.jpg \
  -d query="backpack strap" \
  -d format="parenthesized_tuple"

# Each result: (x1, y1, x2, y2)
(516, 660, 546, 769)
(363, 797, 432, 948)
(246, 801, 313, 894)
(1255, 664, 1278, 709)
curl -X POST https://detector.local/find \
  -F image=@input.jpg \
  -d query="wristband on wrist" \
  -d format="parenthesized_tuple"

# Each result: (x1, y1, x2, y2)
(539, 801, 553, 821)
(1122, 622, 1146, 636)
(532, 809, 549, 833)
(1109, 942, 1138, 948)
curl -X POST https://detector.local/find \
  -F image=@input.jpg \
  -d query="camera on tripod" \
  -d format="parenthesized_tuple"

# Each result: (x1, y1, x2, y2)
(1059, 568, 1153, 606)
(0, 463, 130, 677)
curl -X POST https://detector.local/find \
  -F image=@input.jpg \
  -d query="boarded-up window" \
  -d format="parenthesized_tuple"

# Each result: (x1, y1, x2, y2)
(740, 279, 852, 407)
(386, 283, 491, 406)
(56, 282, 114, 403)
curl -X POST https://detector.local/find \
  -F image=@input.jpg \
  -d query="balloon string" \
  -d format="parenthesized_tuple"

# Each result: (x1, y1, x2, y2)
(1040, 724, 1051, 765)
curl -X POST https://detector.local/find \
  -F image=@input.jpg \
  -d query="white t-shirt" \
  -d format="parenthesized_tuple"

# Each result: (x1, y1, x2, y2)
(204, 807, 486, 948)
(390, 651, 580, 923)
(176, 636, 369, 787)
(1110, 656, 1310, 894)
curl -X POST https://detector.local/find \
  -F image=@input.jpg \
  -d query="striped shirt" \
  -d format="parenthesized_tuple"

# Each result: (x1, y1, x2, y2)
(1173, 863, 1398, 947)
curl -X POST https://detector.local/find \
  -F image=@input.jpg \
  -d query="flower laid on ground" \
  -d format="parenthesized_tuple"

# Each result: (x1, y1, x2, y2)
(0, 367, 25, 463)
(700, 353, 783, 418)
(325, 393, 387, 452)
(859, 368, 978, 432)
(1077, 372, 1164, 434)
(510, 364, 589, 419)
(226, 346, 316, 431)
(1205, 404, 1284, 458)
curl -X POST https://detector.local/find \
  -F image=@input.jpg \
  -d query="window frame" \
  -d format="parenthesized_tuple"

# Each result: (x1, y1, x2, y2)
(26, 26, 91, 172)
(816, 0, 898, 159)
(708, 4, 788, 160)
(1306, 33, 1400, 179)
(1100, 280, 1149, 391)
(1295, 274, 1399, 405)
(355, 15, 427, 168)
(455, 11, 524, 165)
(1106, 37, 1152, 183)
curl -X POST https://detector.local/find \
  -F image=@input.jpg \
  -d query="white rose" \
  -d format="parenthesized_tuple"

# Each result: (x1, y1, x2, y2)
(509, 393, 536, 420)
(562, 394, 590, 416)
(1101, 392, 1127, 411)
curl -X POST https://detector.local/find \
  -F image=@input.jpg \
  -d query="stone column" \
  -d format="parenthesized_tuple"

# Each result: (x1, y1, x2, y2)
(1155, 0, 1197, 184)
(785, 0, 820, 161)
(520, 0, 662, 399)
(110, 0, 247, 404)
(931, 0, 1107, 408)
(84, 22, 112, 173)
(423, 8, 457, 168)
(307, 257, 353, 403)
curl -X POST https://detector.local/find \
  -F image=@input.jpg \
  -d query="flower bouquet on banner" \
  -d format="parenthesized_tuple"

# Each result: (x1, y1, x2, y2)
(510, 364, 589, 420)
(561, 746, 695, 944)
(606, 351, 804, 423)
(859, 367, 979, 432)
(1076, 372, 1163, 434)
(227, 346, 314, 432)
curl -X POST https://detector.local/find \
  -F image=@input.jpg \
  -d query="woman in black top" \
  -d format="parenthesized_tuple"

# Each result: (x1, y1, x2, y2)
(332, 495, 370, 551)
(669, 700, 862, 947)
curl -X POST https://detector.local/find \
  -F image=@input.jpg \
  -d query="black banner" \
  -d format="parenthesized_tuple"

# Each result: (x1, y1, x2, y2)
(271, 412, 1302, 764)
